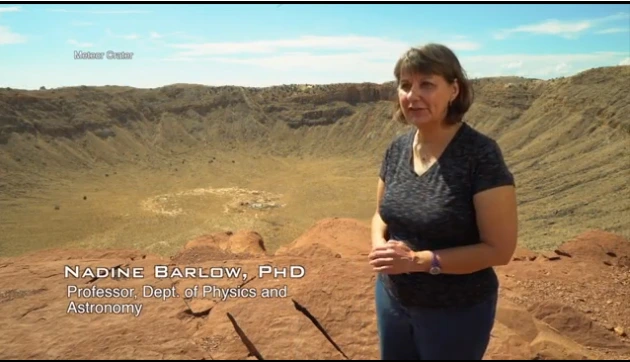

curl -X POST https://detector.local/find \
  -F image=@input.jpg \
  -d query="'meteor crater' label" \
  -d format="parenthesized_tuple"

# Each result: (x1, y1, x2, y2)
(74, 50, 134, 60)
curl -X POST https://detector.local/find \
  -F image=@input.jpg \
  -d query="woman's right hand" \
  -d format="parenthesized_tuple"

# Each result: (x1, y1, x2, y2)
(368, 240, 418, 275)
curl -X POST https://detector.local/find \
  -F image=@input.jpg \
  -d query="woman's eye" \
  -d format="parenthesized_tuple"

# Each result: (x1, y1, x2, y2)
(400, 82, 433, 90)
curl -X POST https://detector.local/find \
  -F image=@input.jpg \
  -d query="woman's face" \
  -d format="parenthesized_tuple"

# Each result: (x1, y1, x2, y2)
(398, 72, 459, 127)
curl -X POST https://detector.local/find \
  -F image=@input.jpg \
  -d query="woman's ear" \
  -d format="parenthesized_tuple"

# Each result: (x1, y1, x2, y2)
(451, 78, 460, 102)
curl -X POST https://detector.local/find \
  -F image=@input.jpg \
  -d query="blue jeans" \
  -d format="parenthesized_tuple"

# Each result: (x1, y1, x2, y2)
(375, 276, 497, 360)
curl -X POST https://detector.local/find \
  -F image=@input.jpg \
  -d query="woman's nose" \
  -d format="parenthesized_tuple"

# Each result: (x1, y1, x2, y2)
(406, 85, 421, 100)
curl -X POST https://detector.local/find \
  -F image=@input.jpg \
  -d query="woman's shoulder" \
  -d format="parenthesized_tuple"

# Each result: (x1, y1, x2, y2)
(384, 128, 415, 154)
(458, 122, 504, 157)
(458, 123, 515, 191)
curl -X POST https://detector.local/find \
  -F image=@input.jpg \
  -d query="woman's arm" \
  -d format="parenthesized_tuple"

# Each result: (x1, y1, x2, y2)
(409, 185, 518, 274)
(371, 178, 389, 249)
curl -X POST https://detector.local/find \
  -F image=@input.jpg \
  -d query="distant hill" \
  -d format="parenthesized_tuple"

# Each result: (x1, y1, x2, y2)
(0, 65, 628, 256)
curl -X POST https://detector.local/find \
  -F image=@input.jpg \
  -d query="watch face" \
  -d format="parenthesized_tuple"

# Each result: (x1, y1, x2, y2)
(429, 267, 441, 275)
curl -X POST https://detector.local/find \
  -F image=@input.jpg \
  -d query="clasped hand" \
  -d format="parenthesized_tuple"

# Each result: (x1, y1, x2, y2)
(368, 240, 417, 275)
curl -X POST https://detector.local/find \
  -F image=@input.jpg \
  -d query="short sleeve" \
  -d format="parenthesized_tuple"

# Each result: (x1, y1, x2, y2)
(472, 140, 515, 195)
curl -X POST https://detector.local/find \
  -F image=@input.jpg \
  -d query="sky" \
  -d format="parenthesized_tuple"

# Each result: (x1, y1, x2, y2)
(0, 3, 629, 90)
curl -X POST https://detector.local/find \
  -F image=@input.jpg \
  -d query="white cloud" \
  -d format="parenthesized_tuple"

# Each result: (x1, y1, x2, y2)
(503, 61, 523, 70)
(494, 19, 591, 39)
(620, 57, 630, 66)
(442, 40, 481, 51)
(160, 48, 627, 85)
(169, 35, 481, 59)
(462, 52, 627, 78)
(150, 32, 162, 39)
(163, 35, 482, 80)
(184, 52, 393, 74)
(0, 6, 20, 13)
(48, 8, 150, 14)
(157, 35, 627, 83)
(67, 39, 93, 48)
(596, 12, 630, 23)
(0, 7, 24, 45)
(0, 25, 26, 45)
(555, 62, 571, 73)
(495, 12, 630, 39)
(170, 35, 412, 57)
(595, 27, 629, 34)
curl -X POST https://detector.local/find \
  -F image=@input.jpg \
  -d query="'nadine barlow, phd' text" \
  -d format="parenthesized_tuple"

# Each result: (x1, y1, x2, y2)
(63, 264, 306, 280)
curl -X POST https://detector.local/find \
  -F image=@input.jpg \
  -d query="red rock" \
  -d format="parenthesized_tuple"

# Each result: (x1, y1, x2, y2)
(1, 225, 630, 360)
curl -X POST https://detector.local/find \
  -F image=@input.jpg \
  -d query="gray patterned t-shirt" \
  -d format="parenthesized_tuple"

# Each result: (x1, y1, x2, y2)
(378, 122, 515, 308)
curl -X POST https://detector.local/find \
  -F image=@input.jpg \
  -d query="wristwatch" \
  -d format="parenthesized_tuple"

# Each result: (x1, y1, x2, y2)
(429, 251, 442, 275)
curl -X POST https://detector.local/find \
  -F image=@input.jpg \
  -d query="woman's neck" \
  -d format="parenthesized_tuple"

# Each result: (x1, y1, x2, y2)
(415, 121, 461, 149)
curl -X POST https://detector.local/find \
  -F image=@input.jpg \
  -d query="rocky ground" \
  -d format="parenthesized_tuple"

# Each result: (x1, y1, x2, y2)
(1, 218, 628, 360)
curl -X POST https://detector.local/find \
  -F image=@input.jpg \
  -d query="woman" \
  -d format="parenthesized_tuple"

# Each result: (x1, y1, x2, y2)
(368, 43, 518, 360)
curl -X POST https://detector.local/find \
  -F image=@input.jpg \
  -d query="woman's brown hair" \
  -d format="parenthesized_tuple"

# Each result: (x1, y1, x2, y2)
(392, 43, 474, 125)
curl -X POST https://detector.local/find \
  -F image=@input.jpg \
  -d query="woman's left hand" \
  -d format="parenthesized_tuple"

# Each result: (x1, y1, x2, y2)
(368, 241, 417, 274)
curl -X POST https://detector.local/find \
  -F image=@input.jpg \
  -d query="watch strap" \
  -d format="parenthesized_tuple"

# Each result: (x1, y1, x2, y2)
(431, 252, 441, 268)
(429, 251, 442, 275)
